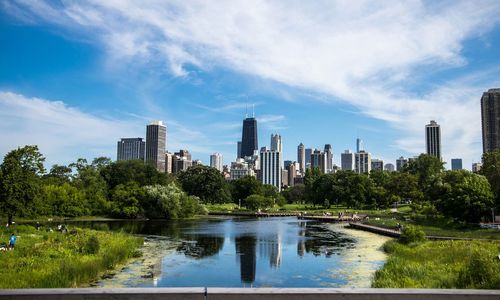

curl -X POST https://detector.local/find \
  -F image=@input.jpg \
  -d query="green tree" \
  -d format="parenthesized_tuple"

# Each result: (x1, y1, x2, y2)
(71, 159, 110, 215)
(282, 184, 305, 204)
(304, 167, 322, 204)
(42, 164, 72, 185)
(42, 183, 89, 217)
(110, 182, 144, 218)
(480, 151, 500, 203)
(100, 159, 171, 190)
(0, 145, 45, 223)
(386, 172, 423, 205)
(432, 170, 494, 223)
(143, 183, 205, 219)
(230, 176, 263, 204)
(244, 194, 273, 211)
(177, 165, 231, 204)
(405, 154, 444, 197)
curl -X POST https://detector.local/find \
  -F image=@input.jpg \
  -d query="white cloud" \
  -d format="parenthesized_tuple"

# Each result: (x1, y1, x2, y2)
(4, 0, 500, 166)
(0, 91, 143, 165)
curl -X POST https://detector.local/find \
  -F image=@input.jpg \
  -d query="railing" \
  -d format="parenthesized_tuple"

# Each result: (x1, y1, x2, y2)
(1, 288, 500, 300)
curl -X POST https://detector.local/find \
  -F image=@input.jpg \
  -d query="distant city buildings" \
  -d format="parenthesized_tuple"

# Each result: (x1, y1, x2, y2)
(146, 121, 167, 172)
(240, 117, 258, 158)
(472, 162, 482, 173)
(341, 150, 355, 171)
(355, 150, 371, 174)
(260, 147, 282, 191)
(384, 163, 395, 172)
(481, 88, 500, 153)
(230, 159, 255, 180)
(173, 149, 192, 174)
(311, 149, 327, 173)
(305, 148, 312, 169)
(286, 162, 297, 187)
(324, 144, 333, 173)
(271, 134, 282, 152)
(396, 156, 408, 171)
(451, 158, 463, 170)
(117, 138, 145, 161)
(425, 120, 441, 160)
(210, 153, 224, 172)
(356, 138, 363, 152)
(371, 159, 384, 171)
(297, 143, 305, 174)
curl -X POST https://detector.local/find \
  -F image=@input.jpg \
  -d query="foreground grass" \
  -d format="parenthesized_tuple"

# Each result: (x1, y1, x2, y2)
(373, 240, 500, 288)
(0, 225, 143, 288)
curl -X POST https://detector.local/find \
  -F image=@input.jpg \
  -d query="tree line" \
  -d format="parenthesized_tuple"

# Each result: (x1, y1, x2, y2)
(1, 145, 499, 223)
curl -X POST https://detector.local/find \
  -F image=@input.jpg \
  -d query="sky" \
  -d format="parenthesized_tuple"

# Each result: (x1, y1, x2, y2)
(1, 0, 500, 170)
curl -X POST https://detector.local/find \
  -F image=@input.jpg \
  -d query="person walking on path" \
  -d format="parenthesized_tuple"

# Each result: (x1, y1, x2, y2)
(8, 233, 16, 250)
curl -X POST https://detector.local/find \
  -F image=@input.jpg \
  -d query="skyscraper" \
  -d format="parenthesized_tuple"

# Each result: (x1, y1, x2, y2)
(297, 143, 305, 174)
(356, 138, 363, 153)
(240, 117, 258, 158)
(305, 148, 313, 169)
(371, 159, 384, 171)
(311, 149, 327, 173)
(260, 147, 282, 191)
(355, 150, 371, 174)
(396, 156, 408, 171)
(210, 153, 224, 172)
(146, 121, 167, 172)
(341, 150, 355, 171)
(270, 134, 282, 152)
(237, 141, 242, 159)
(426, 120, 441, 160)
(451, 158, 462, 170)
(481, 88, 500, 153)
(324, 144, 333, 173)
(117, 138, 145, 161)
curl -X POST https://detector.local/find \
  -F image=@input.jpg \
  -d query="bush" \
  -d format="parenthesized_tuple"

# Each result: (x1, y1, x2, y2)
(457, 248, 500, 289)
(399, 225, 426, 244)
(84, 235, 100, 254)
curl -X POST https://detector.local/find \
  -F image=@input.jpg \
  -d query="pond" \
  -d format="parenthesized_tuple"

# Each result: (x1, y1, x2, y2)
(72, 217, 390, 288)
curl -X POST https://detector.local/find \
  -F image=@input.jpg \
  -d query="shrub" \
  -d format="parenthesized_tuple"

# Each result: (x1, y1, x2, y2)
(457, 248, 500, 289)
(84, 235, 100, 254)
(399, 225, 426, 244)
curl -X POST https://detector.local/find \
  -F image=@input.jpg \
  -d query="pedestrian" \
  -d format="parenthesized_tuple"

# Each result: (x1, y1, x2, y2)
(8, 233, 16, 250)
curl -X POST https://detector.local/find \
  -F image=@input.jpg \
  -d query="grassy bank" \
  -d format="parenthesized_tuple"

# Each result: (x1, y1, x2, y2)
(373, 240, 500, 288)
(0, 224, 143, 288)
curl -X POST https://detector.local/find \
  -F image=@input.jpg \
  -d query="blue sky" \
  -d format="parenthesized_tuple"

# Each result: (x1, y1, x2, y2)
(1, 1, 500, 169)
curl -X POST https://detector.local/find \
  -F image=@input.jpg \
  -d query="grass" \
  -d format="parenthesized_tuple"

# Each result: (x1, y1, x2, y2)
(373, 240, 500, 288)
(0, 224, 143, 288)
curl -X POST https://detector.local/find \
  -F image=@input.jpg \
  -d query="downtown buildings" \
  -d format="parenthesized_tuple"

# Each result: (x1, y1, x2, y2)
(481, 88, 500, 153)
(146, 121, 167, 172)
(117, 138, 145, 161)
(425, 120, 442, 160)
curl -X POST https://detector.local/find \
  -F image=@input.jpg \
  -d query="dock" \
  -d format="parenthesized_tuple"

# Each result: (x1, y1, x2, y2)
(208, 212, 298, 217)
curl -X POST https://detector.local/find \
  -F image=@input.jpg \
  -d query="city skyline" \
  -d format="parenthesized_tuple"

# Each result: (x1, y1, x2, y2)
(2, 2, 500, 169)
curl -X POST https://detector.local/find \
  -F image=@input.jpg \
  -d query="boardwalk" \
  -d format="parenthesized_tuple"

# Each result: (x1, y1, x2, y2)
(208, 212, 298, 217)
(297, 215, 362, 223)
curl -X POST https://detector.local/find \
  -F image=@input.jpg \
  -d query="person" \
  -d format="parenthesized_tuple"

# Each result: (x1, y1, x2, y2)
(9, 233, 16, 250)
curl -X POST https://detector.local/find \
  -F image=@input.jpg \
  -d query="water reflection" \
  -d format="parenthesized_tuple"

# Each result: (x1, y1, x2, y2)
(86, 217, 387, 288)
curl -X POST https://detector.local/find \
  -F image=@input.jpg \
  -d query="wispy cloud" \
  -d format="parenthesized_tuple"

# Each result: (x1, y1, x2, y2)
(3, 0, 500, 165)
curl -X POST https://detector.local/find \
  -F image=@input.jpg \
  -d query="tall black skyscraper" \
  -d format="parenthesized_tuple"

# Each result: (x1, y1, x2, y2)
(240, 117, 258, 158)
(481, 88, 500, 153)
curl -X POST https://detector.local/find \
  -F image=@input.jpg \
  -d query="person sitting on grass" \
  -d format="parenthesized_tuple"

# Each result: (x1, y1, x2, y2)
(8, 233, 16, 250)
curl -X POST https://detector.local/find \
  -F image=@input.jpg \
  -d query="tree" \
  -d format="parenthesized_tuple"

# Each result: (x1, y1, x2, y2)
(432, 170, 494, 223)
(0, 146, 45, 223)
(42, 183, 89, 217)
(304, 167, 322, 204)
(100, 159, 171, 190)
(177, 165, 231, 204)
(71, 159, 110, 215)
(386, 172, 423, 205)
(110, 182, 144, 218)
(230, 176, 263, 204)
(42, 164, 73, 185)
(244, 194, 273, 211)
(405, 154, 444, 196)
(282, 184, 305, 204)
(480, 151, 500, 203)
(143, 184, 205, 219)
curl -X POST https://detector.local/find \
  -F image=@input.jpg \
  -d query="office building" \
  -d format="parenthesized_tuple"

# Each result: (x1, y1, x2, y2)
(324, 144, 333, 173)
(481, 88, 500, 153)
(426, 120, 442, 160)
(305, 148, 313, 169)
(355, 150, 371, 174)
(384, 163, 395, 172)
(356, 138, 363, 153)
(472, 162, 482, 173)
(281, 169, 289, 187)
(172, 149, 192, 174)
(237, 141, 242, 159)
(146, 121, 167, 172)
(117, 138, 145, 161)
(271, 134, 282, 152)
(286, 162, 297, 187)
(451, 158, 463, 170)
(210, 153, 224, 172)
(230, 159, 255, 180)
(297, 143, 305, 174)
(341, 150, 355, 171)
(165, 152, 173, 174)
(311, 149, 327, 173)
(260, 148, 282, 191)
(371, 159, 384, 171)
(240, 117, 258, 158)
(396, 156, 408, 171)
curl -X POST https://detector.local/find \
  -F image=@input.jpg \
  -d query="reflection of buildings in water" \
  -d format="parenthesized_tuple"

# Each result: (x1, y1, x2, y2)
(259, 234, 282, 268)
(297, 222, 306, 257)
(177, 235, 224, 259)
(235, 235, 257, 285)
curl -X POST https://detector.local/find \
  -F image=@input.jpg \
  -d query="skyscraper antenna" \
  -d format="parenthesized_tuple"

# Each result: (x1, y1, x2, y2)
(252, 103, 255, 117)
(245, 104, 248, 118)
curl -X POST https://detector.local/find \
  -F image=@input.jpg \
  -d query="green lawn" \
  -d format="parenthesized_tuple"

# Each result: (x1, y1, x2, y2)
(373, 240, 500, 288)
(0, 224, 143, 288)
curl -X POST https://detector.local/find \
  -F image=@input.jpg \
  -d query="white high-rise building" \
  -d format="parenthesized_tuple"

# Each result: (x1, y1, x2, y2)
(355, 150, 371, 174)
(297, 143, 305, 174)
(270, 134, 282, 152)
(426, 120, 442, 160)
(341, 150, 355, 171)
(260, 147, 282, 191)
(210, 153, 224, 172)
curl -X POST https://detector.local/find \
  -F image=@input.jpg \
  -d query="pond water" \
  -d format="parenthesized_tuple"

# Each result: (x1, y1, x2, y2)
(73, 217, 390, 288)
